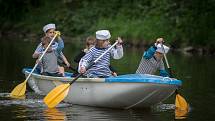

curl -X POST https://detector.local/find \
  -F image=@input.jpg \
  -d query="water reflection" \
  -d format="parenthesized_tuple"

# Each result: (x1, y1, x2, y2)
(44, 108, 67, 121)
(57, 105, 159, 121)
(0, 92, 177, 121)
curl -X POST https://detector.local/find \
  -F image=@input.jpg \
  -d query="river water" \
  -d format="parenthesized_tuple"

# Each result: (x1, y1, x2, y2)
(0, 39, 215, 121)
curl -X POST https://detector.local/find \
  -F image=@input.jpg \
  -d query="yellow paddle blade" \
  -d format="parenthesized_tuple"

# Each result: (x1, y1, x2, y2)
(175, 107, 188, 119)
(10, 80, 27, 98)
(44, 84, 70, 108)
(175, 93, 189, 111)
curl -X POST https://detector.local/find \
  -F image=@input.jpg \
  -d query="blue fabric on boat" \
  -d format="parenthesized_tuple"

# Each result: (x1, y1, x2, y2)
(159, 70, 170, 77)
(22, 68, 73, 77)
(105, 74, 182, 85)
(22, 68, 181, 85)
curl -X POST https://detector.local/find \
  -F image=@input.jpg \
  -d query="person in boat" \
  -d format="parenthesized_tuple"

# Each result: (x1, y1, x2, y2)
(32, 23, 70, 73)
(136, 38, 170, 77)
(74, 36, 118, 76)
(78, 30, 123, 78)
(40, 36, 65, 77)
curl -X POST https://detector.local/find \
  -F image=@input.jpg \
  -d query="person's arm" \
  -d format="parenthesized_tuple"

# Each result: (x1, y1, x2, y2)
(144, 38, 165, 59)
(78, 49, 94, 73)
(109, 65, 117, 76)
(143, 45, 157, 59)
(32, 43, 43, 58)
(60, 53, 70, 67)
(112, 37, 123, 59)
(56, 38, 64, 53)
(109, 65, 116, 72)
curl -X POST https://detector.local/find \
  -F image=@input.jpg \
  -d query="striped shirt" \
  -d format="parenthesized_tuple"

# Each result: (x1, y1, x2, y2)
(136, 46, 165, 75)
(79, 45, 123, 78)
(136, 56, 165, 74)
(41, 39, 64, 73)
(33, 37, 65, 64)
(34, 40, 58, 54)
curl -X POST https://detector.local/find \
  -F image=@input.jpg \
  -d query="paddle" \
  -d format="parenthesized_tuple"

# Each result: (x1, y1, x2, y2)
(10, 33, 59, 98)
(160, 43, 189, 111)
(43, 41, 119, 108)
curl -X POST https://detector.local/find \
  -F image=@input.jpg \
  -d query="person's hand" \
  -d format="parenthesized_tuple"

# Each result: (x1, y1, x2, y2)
(54, 31, 61, 36)
(116, 37, 123, 45)
(36, 59, 40, 64)
(112, 72, 117, 77)
(80, 67, 86, 74)
(65, 62, 70, 68)
(155, 38, 164, 46)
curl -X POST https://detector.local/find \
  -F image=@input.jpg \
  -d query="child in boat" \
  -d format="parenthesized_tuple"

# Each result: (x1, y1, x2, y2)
(74, 36, 118, 76)
(78, 30, 123, 78)
(40, 36, 64, 77)
(32, 23, 70, 73)
(136, 38, 170, 77)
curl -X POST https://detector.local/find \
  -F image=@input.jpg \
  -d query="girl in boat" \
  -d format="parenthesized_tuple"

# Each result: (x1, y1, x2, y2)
(136, 38, 170, 77)
(78, 30, 123, 78)
(74, 36, 118, 76)
(40, 36, 65, 77)
(32, 23, 70, 73)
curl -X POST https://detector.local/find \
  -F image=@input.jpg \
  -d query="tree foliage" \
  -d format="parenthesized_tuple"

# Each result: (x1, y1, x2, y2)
(0, 0, 214, 48)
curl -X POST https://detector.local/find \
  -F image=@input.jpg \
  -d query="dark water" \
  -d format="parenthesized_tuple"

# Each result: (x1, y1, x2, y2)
(0, 39, 215, 121)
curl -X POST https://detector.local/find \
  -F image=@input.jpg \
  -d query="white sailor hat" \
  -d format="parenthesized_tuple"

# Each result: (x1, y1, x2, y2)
(96, 30, 111, 40)
(156, 44, 170, 54)
(43, 23, 56, 33)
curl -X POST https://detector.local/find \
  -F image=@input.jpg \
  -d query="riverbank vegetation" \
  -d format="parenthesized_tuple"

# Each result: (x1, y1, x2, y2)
(1, 0, 214, 54)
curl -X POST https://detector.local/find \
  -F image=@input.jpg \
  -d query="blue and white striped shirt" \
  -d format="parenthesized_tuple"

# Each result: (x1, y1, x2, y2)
(79, 45, 123, 77)
(136, 45, 169, 77)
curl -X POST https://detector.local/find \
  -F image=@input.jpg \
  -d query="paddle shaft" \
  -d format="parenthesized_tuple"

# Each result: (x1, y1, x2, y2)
(161, 44, 188, 111)
(161, 44, 178, 93)
(69, 41, 119, 85)
(25, 34, 58, 82)
(161, 43, 173, 78)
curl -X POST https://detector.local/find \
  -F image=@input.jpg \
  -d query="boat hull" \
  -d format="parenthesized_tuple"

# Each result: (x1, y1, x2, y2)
(23, 68, 181, 109)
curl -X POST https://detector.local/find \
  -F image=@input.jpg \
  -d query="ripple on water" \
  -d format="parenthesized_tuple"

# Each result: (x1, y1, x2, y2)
(0, 92, 72, 108)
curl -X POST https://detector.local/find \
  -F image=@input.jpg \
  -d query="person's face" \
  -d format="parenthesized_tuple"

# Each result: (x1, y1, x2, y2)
(103, 40, 110, 48)
(45, 28, 55, 38)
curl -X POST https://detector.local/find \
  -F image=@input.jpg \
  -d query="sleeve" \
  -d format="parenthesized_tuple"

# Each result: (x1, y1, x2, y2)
(51, 42, 58, 50)
(78, 49, 94, 72)
(51, 37, 62, 51)
(143, 45, 157, 59)
(111, 45, 123, 59)
(32, 43, 43, 58)
(56, 39, 64, 54)
(34, 43, 42, 53)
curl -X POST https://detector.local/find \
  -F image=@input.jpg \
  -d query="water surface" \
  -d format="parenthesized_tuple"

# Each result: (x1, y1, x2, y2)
(0, 39, 215, 121)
